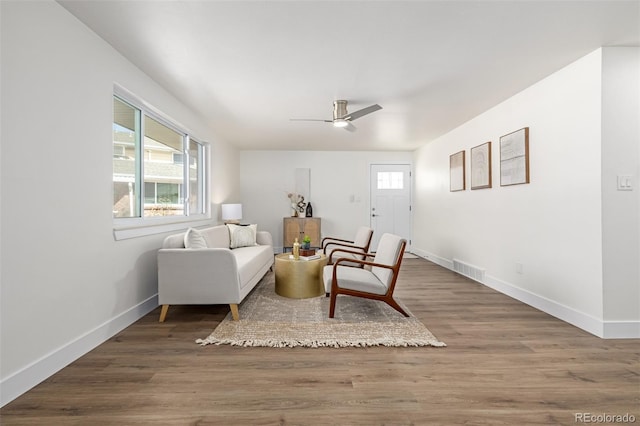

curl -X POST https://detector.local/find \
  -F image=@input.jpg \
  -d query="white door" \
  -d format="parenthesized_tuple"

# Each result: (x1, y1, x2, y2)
(369, 164, 412, 251)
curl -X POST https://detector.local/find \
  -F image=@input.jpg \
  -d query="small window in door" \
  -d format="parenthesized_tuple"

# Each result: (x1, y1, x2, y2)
(377, 172, 404, 189)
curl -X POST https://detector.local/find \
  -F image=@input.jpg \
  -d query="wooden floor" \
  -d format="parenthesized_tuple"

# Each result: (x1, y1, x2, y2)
(2, 258, 638, 425)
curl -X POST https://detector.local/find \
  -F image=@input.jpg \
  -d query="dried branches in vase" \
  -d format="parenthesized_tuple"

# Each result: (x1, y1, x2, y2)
(286, 192, 306, 217)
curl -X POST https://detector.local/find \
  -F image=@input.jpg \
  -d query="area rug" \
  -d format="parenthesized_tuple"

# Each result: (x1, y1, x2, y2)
(196, 274, 445, 348)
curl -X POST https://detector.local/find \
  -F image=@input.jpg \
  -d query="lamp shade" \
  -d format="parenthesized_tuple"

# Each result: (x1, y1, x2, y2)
(221, 203, 243, 222)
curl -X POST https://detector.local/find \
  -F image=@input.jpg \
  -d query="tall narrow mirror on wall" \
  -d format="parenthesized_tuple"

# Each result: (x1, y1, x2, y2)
(295, 168, 310, 209)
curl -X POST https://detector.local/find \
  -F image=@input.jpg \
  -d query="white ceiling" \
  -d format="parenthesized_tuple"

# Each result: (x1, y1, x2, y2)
(59, 0, 639, 151)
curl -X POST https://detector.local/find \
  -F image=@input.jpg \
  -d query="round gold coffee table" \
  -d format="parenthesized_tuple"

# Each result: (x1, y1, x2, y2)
(274, 253, 328, 298)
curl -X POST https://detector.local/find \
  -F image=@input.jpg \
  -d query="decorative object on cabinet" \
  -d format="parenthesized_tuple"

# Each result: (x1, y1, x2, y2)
(471, 142, 492, 190)
(221, 203, 242, 224)
(450, 150, 466, 192)
(305, 202, 313, 217)
(500, 127, 530, 186)
(287, 192, 305, 217)
(283, 217, 321, 251)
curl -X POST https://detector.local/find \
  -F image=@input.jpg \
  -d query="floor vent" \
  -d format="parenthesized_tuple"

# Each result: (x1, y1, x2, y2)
(453, 258, 485, 282)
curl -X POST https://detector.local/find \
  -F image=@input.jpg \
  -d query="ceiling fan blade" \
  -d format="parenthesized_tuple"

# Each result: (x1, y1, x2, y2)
(345, 104, 382, 121)
(290, 118, 333, 123)
(343, 122, 357, 132)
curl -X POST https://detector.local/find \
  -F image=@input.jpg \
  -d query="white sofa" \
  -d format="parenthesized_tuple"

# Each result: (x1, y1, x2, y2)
(157, 224, 274, 322)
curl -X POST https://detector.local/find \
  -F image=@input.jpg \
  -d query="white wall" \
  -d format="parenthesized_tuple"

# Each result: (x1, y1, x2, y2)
(0, 1, 239, 405)
(211, 140, 242, 220)
(413, 48, 639, 338)
(601, 48, 640, 330)
(239, 151, 412, 251)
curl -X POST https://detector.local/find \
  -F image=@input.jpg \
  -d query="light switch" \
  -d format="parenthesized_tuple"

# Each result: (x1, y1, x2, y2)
(617, 175, 634, 191)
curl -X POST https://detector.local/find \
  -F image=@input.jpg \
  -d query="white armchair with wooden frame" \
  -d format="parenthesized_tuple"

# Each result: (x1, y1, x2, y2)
(321, 226, 373, 266)
(322, 233, 408, 318)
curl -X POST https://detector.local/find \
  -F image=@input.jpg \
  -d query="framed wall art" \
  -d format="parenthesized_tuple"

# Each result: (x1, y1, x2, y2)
(500, 127, 530, 186)
(450, 150, 466, 192)
(471, 141, 492, 190)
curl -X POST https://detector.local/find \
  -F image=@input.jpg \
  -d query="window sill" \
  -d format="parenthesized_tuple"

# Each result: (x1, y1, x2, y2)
(113, 216, 213, 241)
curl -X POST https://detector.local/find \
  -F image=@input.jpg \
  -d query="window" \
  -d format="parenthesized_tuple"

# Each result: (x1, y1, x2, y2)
(112, 91, 208, 233)
(143, 115, 184, 217)
(113, 97, 140, 218)
(188, 138, 205, 215)
(377, 171, 404, 189)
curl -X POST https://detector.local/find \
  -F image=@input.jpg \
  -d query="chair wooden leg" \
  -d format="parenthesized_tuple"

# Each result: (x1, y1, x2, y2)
(386, 298, 410, 317)
(159, 304, 169, 322)
(329, 292, 337, 318)
(230, 304, 240, 321)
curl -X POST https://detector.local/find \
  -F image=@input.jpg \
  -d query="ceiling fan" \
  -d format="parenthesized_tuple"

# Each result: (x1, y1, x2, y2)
(290, 100, 382, 131)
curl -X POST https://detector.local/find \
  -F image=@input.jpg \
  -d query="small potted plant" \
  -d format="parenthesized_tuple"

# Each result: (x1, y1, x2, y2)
(301, 235, 311, 250)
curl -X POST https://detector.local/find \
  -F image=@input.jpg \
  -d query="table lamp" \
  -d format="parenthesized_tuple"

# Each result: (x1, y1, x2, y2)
(221, 203, 242, 224)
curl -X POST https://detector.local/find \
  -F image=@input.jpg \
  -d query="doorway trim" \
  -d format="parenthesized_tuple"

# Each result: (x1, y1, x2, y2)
(369, 163, 412, 252)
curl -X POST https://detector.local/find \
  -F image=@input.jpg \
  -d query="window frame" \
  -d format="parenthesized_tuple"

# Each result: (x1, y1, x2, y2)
(113, 85, 210, 240)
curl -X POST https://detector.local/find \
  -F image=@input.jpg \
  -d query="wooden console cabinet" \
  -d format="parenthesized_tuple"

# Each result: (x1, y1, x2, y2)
(283, 217, 321, 250)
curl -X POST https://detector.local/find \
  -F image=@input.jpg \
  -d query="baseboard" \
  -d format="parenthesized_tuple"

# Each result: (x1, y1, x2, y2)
(410, 248, 453, 269)
(0, 294, 159, 407)
(483, 274, 606, 338)
(603, 321, 640, 339)
(411, 249, 640, 339)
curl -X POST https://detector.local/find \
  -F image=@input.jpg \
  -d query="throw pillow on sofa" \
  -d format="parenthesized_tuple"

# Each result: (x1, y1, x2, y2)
(184, 227, 208, 249)
(227, 224, 257, 248)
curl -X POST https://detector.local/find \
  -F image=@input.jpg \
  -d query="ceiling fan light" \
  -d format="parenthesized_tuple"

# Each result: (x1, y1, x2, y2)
(333, 118, 349, 128)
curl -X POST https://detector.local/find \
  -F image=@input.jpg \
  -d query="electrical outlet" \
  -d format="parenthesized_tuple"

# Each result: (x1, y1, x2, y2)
(516, 262, 523, 274)
(617, 175, 633, 191)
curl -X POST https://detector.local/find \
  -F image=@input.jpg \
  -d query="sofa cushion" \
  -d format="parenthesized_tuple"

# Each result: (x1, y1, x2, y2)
(163, 232, 187, 249)
(184, 228, 207, 249)
(227, 224, 257, 248)
(372, 233, 403, 287)
(200, 225, 231, 248)
(233, 244, 274, 289)
(323, 265, 387, 295)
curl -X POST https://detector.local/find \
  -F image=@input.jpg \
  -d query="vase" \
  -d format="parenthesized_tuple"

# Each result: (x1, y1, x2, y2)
(305, 202, 313, 217)
(292, 238, 300, 260)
